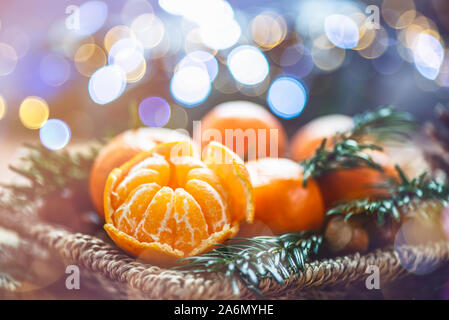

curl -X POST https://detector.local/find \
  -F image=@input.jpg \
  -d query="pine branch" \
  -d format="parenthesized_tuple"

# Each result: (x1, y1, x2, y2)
(348, 105, 417, 142)
(302, 139, 384, 185)
(301, 106, 417, 184)
(0, 272, 21, 292)
(0, 143, 100, 211)
(327, 166, 449, 226)
(175, 232, 322, 297)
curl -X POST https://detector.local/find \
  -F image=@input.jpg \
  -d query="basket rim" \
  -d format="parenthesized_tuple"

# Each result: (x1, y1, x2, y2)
(2, 210, 449, 299)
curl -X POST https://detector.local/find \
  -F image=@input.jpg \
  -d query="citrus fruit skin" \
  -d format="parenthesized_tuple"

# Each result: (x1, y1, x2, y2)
(317, 149, 398, 208)
(89, 128, 191, 218)
(103, 140, 254, 266)
(289, 115, 397, 208)
(200, 101, 287, 161)
(290, 114, 353, 161)
(246, 158, 325, 235)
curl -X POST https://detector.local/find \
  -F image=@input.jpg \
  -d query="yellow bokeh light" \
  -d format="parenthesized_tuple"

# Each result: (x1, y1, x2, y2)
(19, 96, 49, 130)
(311, 35, 346, 71)
(395, 10, 417, 29)
(0, 96, 6, 120)
(251, 12, 287, 50)
(74, 43, 107, 77)
(104, 25, 136, 53)
(125, 55, 147, 83)
(381, 0, 416, 29)
(351, 12, 376, 51)
(358, 27, 389, 59)
(64, 35, 95, 60)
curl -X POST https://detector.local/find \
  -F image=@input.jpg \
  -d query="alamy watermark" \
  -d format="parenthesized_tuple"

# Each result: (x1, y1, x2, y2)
(365, 265, 380, 290)
(65, 5, 80, 31)
(65, 265, 80, 290)
(365, 5, 381, 30)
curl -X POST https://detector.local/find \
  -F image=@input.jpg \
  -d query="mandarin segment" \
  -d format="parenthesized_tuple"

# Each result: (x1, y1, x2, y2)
(173, 188, 209, 254)
(185, 179, 230, 233)
(135, 187, 175, 246)
(170, 156, 206, 187)
(203, 142, 254, 223)
(103, 140, 254, 265)
(113, 183, 161, 235)
(89, 127, 192, 217)
(186, 167, 227, 201)
(113, 169, 161, 208)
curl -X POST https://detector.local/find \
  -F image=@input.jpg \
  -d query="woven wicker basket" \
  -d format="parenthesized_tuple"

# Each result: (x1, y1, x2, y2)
(2, 208, 449, 300)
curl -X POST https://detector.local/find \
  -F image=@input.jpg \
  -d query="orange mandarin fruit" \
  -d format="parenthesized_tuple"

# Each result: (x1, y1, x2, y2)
(200, 101, 287, 161)
(103, 140, 254, 265)
(290, 114, 397, 208)
(89, 128, 191, 218)
(317, 149, 398, 208)
(290, 114, 353, 161)
(245, 158, 325, 235)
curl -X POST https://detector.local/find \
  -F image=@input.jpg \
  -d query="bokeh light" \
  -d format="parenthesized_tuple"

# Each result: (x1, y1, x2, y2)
(267, 76, 307, 119)
(200, 18, 241, 50)
(104, 25, 135, 53)
(358, 27, 389, 59)
(19, 96, 49, 129)
(394, 218, 442, 276)
(39, 54, 71, 87)
(381, 0, 416, 30)
(39, 119, 71, 150)
(353, 21, 376, 51)
(121, 0, 154, 25)
(251, 11, 287, 50)
(49, 19, 95, 59)
(74, 43, 107, 77)
(178, 50, 218, 82)
(130, 13, 165, 49)
(324, 14, 359, 49)
(138, 96, 171, 127)
(0, 96, 6, 120)
(108, 37, 146, 83)
(158, 0, 184, 15)
(227, 45, 269, 85)
(436, 50, 449, 88)
(0, 27, 30, 58)
(280, 44, 314, 78)
(295, 0, 362, 39)
(312, 35, 346, 71)
(88, 65, 127, 105)
(170, 66, 211, 106)
(165, 103, 189, 129)
(0, 43, 18, 76)
(412, 33, 444, 80)
(77, 1, 108, 36)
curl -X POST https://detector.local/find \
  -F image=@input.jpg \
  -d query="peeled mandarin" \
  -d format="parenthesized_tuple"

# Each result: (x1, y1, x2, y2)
(89, 127, 192, 218)
(103, 140, 254, 265)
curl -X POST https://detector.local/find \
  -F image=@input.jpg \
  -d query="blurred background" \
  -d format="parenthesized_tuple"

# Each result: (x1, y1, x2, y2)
(0, 0, 448, 158)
